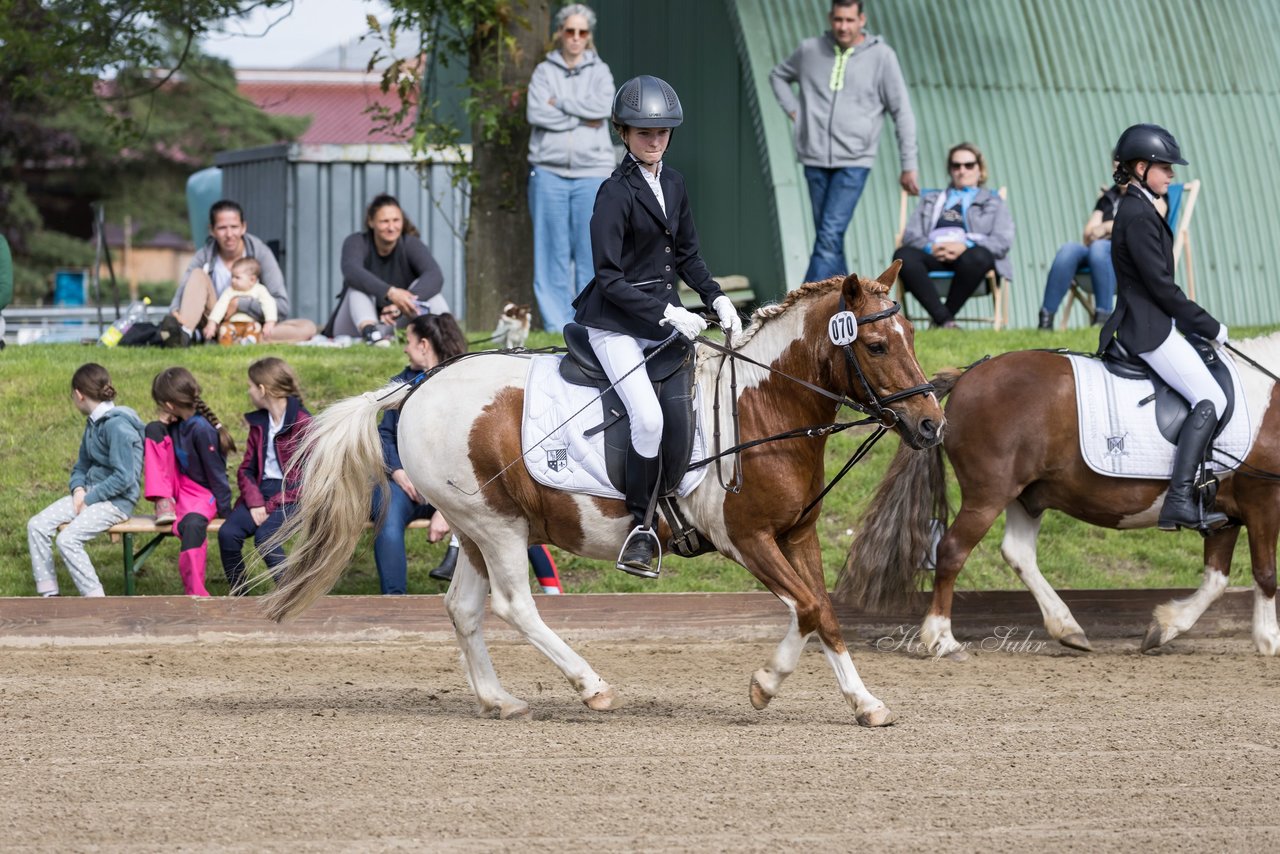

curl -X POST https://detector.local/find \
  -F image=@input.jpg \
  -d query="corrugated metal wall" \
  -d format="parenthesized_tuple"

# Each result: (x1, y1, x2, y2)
(216, 143, 470, 325)
(548, 0, 779, 302)
(733, 0, 1280, 327)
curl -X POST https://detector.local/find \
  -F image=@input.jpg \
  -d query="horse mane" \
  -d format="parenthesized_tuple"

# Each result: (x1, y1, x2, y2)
(735, 276, 854, 348)
(1232, 329, 1280, 369)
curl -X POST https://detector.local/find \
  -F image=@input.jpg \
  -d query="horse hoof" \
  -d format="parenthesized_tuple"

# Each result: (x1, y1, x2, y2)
(856, 706, 897, 728)
(499, 702, 532, 721)
(1059, 632, 1093, 652)
(584, 687, 620, 711)
(1254, 634, 1280, 657)
(749, 676, 773, 710)
(1140, 623, 1165, 653)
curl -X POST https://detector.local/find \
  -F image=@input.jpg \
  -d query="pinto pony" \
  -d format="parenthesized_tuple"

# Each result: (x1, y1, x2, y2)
(837, 337, 1280, 658)
(262, 264, 943, 726)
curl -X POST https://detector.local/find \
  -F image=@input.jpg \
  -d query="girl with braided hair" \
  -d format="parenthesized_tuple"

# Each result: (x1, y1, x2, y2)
(144, 366, 235, 596)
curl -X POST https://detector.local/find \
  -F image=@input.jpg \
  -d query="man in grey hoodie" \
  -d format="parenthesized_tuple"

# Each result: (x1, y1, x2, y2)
(770, 0, 918, 283)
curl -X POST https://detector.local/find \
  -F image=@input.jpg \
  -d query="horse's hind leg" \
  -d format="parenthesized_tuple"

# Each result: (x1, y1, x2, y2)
(479, 536, 616, 711)
(1001, 501, 1091, 651)
(1142, 527, 1236, 653)
(444, 539, 531, 720)
(923, 502, 1003, 659)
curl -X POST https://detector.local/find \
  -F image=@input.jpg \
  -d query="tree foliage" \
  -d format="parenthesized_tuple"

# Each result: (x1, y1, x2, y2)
(0, 1, 304, 301)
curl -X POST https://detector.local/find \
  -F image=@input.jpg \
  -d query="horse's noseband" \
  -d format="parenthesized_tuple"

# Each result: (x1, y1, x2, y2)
(836, 295, 936, 426)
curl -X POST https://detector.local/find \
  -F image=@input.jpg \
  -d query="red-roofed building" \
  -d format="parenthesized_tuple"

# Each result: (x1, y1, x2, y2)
(236, 68, 411, 144)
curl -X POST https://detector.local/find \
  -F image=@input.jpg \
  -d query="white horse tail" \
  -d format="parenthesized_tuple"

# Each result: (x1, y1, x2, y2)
(260, 381, 414, 622)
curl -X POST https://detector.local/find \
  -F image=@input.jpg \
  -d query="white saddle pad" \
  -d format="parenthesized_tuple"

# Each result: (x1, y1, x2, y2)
(1067, 353, 1252, 478)
(521, 355, 708, 499)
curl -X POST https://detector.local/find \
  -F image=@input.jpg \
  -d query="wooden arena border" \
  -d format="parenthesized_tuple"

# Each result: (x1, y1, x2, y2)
(0, 589, 1256, 646)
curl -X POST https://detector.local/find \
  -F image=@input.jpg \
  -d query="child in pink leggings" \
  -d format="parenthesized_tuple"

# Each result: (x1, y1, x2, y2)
(144, 367, 235, 596)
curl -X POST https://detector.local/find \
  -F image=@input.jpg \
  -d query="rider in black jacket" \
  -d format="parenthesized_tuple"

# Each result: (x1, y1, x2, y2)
(571, 75, 742, 577)
(1099, 123, 1228, 532)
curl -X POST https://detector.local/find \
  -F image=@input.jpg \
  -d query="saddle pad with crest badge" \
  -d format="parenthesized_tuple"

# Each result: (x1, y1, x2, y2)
(521, 355, 708, 499)
(1067, 353, 1252, 478)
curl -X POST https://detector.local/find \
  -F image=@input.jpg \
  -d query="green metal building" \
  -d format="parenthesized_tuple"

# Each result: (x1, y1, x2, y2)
(578, 0, 1280, 327)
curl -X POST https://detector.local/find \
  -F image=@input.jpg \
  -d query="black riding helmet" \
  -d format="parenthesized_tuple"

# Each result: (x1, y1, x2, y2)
(612, 75, 683, 128)
(1114, 123, 1188, 166)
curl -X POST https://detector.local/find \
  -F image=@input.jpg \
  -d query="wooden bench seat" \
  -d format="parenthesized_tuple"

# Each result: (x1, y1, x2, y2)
(66, 515, 430, 595)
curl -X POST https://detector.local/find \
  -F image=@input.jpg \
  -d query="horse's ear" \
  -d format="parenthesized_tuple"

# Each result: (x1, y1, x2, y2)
(876, 259, 903, 287)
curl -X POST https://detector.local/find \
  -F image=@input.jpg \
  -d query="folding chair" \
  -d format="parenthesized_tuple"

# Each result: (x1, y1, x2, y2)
(894, 187, 1010, 330)
(1061, 179, 1200, 328)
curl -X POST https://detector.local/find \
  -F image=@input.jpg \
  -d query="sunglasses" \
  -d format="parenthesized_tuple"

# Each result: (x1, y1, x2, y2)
(949, 160, 979, 171)
(562, 27, 590, 38)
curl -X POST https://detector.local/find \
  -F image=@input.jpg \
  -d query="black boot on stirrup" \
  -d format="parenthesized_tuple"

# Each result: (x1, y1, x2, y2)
(617, 449, 662, 578)
(1158, 400, 1229, 533)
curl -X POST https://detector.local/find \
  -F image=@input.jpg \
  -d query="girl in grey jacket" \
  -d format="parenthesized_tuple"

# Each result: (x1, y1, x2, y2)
(27, 364, 144, 596)
(526, 4, 616, 332)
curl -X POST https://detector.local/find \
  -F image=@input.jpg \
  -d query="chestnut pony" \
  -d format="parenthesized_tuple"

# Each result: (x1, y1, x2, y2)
(837, 337, 1280, 658)
(262, 264, 943, 726)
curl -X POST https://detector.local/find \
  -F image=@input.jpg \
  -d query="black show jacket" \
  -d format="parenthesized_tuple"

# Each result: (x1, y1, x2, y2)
(573, 156, 725, 339)
(1101, 185, 1221, 354)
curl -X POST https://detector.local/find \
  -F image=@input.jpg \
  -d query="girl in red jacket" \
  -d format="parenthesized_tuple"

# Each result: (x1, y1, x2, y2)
(218, 357, 312, 594)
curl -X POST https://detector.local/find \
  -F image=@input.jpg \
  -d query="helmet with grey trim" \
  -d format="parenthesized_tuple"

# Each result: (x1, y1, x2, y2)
(1114, 123, 1188, 166)
(611, 75, 683, 128)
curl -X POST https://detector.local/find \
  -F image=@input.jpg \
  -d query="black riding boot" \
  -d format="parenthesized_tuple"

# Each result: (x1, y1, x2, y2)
(1158, 400, 1228, 533)
(617, 449, 662, 578)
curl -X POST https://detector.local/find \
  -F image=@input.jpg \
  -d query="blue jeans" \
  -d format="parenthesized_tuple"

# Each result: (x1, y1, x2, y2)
(217, 478, 288, 594)
(371, 480, 435, 595)
(1041, 240, 1115, 314)
(529, 167, 604, 332)
(803, 165, 870, 282)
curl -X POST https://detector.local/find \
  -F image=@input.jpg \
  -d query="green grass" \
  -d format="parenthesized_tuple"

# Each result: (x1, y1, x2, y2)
(2, 323, 1273, 597)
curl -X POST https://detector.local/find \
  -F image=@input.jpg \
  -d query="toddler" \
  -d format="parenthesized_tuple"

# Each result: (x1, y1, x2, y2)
(203, 257, 278, 345)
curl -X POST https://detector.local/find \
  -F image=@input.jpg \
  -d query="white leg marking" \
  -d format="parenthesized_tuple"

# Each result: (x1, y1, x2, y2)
(1252, 586, 1280, 656)
(920, 612, 964, 658)
(1002, 502, 1088, 644)
(819, 639, 894, 726)
(443, 549, 525, 717)
(750, 599, 808, 708)
(1149, 567, 1229, 648)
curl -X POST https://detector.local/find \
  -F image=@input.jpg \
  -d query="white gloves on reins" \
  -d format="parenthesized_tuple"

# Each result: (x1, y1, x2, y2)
(1215, 324, 1229, 346)
(712, 295, 743, 340)
(661, 304, 707, 340)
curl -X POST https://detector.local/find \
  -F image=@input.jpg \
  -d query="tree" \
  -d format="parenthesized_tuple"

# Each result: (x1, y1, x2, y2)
(375, 0, 551, 325)
(0, 0, 298, 299)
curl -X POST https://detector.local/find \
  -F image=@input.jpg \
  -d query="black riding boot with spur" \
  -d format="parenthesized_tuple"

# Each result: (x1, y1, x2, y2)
(617, 449, 663, 578)
(1158, 400, 1229, 533)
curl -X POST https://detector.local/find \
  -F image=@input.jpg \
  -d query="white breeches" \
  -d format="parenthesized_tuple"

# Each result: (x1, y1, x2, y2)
(1140, 325, 1228, 415)
(586, 327, 669, 458)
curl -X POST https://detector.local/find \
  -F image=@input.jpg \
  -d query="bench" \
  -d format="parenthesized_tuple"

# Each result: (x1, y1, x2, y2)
(70, 515, 431, 595)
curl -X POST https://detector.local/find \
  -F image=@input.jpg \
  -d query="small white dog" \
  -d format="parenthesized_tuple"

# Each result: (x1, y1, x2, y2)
(492, 302, 531, 349)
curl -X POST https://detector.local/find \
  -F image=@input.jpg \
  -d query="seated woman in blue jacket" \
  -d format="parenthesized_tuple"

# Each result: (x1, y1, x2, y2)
(373, 313, 563, 594)
(893, 142, 1015, 328)
(570, 75, 742, 578)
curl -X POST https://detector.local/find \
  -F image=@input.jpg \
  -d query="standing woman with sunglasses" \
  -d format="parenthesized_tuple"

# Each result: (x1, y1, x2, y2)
(526, 3, 616, 332)
(893, 142, 1015, 328)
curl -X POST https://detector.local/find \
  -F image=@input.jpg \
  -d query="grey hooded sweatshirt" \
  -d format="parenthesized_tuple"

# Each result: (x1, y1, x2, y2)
(171, 233, 290, 319)
(69, 404, 145, 515)
(526, 49, 616, 178)
(770, 31, 917, 172)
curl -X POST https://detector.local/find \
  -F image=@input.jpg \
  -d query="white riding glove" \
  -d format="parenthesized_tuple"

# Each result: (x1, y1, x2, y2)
(712, 295, 743, 340)
(1215, 324, 1229, 346)
(661, 303, 708, 340)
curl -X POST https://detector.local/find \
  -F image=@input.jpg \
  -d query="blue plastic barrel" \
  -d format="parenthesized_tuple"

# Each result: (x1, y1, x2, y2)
(53, 270, 87, 306)
(186, 167, 224, 245)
